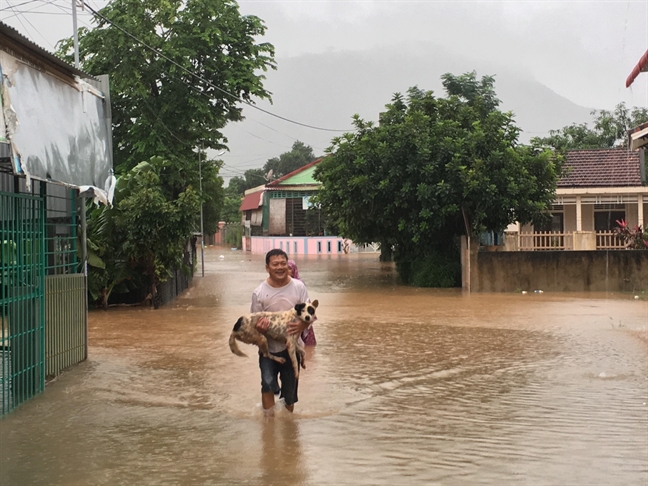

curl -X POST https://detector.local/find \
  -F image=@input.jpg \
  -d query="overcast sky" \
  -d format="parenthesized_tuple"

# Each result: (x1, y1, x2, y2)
(2, 0, 647, 182)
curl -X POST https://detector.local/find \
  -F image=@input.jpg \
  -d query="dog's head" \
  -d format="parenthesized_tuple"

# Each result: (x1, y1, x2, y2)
(294, 300, 318, 323)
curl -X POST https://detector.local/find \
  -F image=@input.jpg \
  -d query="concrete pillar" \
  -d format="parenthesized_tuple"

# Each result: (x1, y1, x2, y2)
(504, 231, 519, 251)
(461, 235, 480, 292)
(573, 231, 597, 250)
(576, 195, 582, 231)
(638, 194, 644, 228)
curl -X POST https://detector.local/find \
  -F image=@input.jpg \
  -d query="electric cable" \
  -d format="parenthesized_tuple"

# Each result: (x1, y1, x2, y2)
(80, 0, 350, 133)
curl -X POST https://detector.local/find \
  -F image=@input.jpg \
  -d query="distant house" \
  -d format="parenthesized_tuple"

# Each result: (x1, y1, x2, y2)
(0, 22, 113, 414)
(239, 158, 352, 255)
(505, 147, 647, 250)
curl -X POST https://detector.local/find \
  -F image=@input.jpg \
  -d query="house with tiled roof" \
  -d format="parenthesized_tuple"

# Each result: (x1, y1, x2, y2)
(505, 147, 647, 251)
(239, 158, 352, 255)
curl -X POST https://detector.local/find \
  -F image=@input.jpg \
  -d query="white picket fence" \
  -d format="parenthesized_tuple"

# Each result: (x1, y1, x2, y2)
(517, 231, 627, 251)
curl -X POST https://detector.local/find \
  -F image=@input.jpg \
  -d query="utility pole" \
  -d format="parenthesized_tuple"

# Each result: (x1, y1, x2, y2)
(72, 0, 80, 68)
(199, 144, 205, 277)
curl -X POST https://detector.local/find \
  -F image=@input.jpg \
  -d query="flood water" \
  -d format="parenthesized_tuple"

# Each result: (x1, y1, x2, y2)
(1, 250, 647, 486)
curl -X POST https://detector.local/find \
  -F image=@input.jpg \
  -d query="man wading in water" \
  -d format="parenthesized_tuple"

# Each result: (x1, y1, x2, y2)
(253, 249, 313, 414)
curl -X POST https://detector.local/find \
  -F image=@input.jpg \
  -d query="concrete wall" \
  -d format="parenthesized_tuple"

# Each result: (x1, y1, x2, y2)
(248, 236, 346, 255)
(471, 250, 648, 292)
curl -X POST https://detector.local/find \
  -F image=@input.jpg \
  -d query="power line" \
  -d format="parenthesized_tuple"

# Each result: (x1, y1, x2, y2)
(79, 0, 350, 133)
(3, 1, 55, 49)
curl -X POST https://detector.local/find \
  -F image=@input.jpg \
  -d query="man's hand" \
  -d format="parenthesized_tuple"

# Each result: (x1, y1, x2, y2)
(255, 317, 270, 333)
(287, 316, 316, 336)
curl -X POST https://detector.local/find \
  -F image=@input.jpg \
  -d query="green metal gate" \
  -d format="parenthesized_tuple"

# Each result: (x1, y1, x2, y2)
(1, 190, 46, 415)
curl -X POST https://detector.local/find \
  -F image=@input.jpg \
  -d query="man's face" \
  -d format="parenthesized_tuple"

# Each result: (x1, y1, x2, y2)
(266, 255, 289, 282)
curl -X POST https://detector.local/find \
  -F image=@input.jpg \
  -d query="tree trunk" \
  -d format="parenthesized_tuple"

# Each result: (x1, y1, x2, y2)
(379, 240, 393, 262)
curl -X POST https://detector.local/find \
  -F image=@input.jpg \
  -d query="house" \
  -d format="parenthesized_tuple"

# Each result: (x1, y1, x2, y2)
(239, 158, 351, 255)
(0, 22, 113, 414)
(504, 147, 647, 251)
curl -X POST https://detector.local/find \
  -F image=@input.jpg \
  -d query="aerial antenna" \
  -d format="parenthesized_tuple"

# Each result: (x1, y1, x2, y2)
(265, 169, 274, 181)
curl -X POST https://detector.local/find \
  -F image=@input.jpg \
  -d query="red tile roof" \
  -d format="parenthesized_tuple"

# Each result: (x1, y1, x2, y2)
(558, 148, 643, 188)
(239, 190, 263, 211)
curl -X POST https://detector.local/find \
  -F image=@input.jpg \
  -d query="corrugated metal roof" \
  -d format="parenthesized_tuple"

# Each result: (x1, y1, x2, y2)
(558, 148, 643, 188)
(239, 190, 263, 211)
(0, 21, 90, 79)
(266, 157, 324, 187)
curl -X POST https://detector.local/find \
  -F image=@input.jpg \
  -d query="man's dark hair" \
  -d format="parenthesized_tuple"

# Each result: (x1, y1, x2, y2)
(265, 248, 288, 265)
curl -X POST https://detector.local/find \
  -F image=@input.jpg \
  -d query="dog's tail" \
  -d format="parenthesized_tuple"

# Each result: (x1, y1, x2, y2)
(229, 317, 248, 357)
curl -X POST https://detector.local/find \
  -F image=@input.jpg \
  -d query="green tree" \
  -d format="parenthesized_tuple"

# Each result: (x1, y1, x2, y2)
(220, 194, 242, 223)
(88, 157, 201, 308)
(532, 102, 648, 151)
(263, 141, 316, 179)
(315, 72, 561, 286)
(56, 0, 275, 235)
(227, 168, 266, 195)
(57, 0, 275, 173)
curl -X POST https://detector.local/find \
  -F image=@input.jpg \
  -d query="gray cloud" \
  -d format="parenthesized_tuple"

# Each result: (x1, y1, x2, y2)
(3, 0, 647, 181)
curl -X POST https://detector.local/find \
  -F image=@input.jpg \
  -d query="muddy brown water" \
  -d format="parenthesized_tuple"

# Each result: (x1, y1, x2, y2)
(1, 250, 647, 486)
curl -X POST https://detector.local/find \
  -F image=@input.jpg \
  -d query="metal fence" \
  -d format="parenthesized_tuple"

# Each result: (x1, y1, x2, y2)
(1, 188, 46, 415)
(1, 177, 85, 415)
(45, 274, 86, 378)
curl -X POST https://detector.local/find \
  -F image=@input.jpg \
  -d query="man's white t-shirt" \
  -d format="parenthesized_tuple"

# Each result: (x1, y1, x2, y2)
(251, 278, 310, 354)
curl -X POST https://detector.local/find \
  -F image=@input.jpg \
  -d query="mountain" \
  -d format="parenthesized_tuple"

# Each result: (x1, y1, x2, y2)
(221, 43, 594, 173)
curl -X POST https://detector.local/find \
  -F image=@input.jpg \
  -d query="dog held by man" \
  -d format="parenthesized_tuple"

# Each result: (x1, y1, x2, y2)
(229, 300, 319, 379)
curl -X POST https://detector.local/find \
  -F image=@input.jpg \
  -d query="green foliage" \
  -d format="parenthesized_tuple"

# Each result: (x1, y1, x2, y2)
(531, 102, 648, 151)
(57, 0, 275, 173)
(224, 224, 243, 248)
(263, 141, 316, 179)
(55, 0, 275, 302)
(227, 168, 266, 195)
(315, 72, 562, 285)
(220, 193, 243, 222)
(405, 251, 461, 288)
(86, 157, 201, 307)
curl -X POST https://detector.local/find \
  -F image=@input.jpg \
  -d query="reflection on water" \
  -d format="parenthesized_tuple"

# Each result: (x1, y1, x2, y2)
(1, 251, 647, 485)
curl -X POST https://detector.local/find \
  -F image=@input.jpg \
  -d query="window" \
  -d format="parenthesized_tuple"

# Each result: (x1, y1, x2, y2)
(327, 241, 331, 253)
(317, 242, 322, 253)
(536, 212, 564, 233)
(338, 241, 343, 252)
(594, 204, 625, 231)
(294, 242, 298, 253)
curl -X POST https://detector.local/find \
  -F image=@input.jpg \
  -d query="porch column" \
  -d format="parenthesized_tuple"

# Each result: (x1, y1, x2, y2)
(576, 196, 582, 231)
(639, 194, 644, 228)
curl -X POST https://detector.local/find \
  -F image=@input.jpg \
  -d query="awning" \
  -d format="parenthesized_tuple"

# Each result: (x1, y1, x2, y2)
(239, 190, 264, 211)
(626, 49, 648, 88)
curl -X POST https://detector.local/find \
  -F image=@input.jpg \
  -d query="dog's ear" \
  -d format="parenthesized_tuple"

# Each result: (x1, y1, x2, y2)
(311, 299, 318, 309)
(294, 303, 306, 314)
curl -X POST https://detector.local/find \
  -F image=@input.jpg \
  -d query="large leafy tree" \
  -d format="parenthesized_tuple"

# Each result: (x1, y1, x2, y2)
(58, 0, 275, 172)
(87, 157, 201, 308)
(531, 102, 648, 151)
(262, 141, 316, 179)
(315, 72, 561, 285)
(227, 168, 267, 195)
(57, 0, 275, 234)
